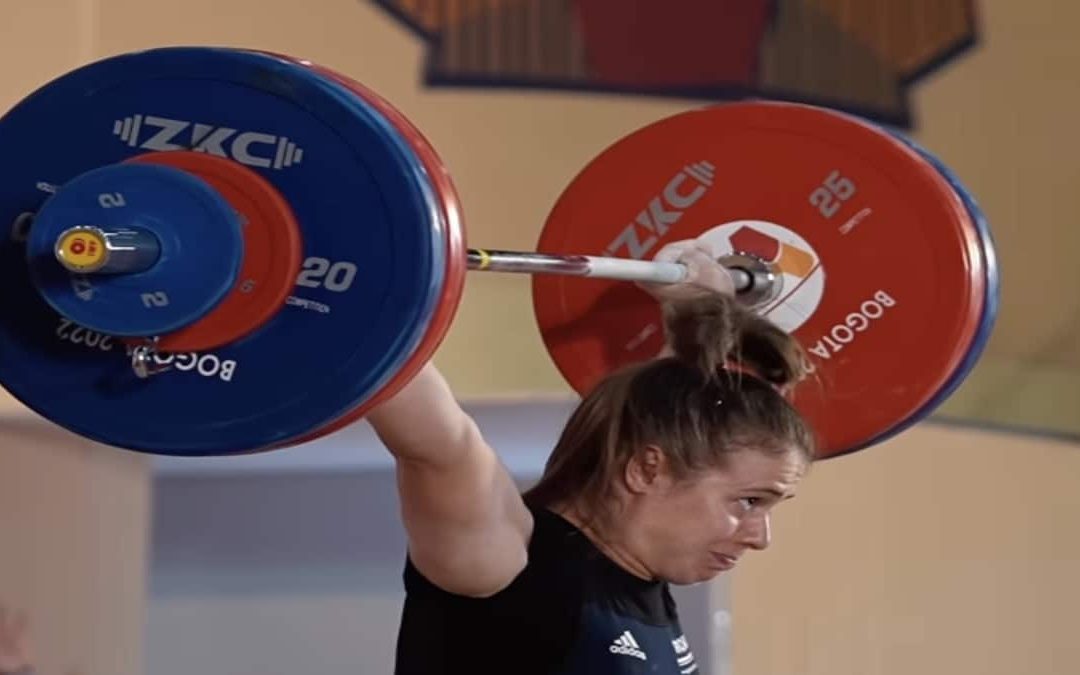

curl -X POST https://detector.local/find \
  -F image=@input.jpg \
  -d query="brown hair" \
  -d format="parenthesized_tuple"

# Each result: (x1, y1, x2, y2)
(523, 294, 817, 525)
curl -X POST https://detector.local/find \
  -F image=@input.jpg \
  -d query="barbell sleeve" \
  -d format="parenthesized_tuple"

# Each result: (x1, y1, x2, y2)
(466, 248, 755, 293)
(54, 225, 161, 275)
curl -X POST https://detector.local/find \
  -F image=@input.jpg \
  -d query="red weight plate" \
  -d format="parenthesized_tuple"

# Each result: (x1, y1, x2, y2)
(262, 55, 467, 444)
(125, 151, 303, 352)
(532, 101, 986, 459)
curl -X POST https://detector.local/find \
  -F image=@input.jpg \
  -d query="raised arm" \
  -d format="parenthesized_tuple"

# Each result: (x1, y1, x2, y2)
(368, 239, 734, 597)
(366, 362, 532, 597)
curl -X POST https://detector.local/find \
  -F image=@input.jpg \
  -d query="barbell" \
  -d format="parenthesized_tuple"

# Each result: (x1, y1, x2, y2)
(0, 47, 999, 459)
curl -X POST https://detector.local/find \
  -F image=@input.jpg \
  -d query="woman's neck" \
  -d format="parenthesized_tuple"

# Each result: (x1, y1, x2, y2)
(551, 501, 656, 581)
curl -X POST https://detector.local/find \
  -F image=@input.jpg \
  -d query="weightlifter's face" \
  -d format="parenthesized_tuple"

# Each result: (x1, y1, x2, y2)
(624, 445, 807, 585)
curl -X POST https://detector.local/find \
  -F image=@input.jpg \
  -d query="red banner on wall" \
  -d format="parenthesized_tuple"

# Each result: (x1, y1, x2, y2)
(372, 0, 979, 128)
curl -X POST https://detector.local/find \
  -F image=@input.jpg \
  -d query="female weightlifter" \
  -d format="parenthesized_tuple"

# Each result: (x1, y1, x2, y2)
(368, 240, 815, 674)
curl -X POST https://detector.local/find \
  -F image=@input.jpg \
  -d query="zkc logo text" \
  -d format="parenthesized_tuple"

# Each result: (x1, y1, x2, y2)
(112, 114, 303, 170)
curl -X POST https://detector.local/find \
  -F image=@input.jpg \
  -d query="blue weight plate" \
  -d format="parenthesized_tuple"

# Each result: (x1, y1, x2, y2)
(864, 127, 999, 445)
(256, 54, 451, 429)
(0, 47, 446, 455)
(26, 162, 243, 337)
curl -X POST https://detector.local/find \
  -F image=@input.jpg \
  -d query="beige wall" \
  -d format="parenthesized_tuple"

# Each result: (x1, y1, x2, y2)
(732, 422, 1080, 675)
(913, 0, 1080, 433)
(0, 419, 150, 675)
(0, 1, 1078, 674)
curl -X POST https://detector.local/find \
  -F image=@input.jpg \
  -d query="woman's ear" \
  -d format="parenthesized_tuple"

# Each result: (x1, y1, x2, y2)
(623, 445, 672, 494)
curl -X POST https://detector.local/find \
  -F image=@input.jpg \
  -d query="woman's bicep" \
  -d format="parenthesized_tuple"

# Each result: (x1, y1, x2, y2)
(395, 423, 533, 597)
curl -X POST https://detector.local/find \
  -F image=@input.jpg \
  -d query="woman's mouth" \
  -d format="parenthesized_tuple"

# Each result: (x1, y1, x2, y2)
(709, 552, 737, 571)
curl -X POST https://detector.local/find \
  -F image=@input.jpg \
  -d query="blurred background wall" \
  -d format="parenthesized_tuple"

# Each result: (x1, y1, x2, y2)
(1, 1, 1077, 674)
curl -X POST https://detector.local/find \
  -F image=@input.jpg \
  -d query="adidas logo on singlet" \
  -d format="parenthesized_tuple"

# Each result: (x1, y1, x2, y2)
(609, 630, 647, 660)
(673, 634, 698, 674)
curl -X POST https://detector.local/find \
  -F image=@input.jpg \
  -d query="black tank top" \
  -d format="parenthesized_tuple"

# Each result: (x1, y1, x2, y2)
(394, 505, 700, 674)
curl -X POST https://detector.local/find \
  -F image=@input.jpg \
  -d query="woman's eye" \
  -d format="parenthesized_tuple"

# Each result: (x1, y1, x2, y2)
(738, 497, 758, 510)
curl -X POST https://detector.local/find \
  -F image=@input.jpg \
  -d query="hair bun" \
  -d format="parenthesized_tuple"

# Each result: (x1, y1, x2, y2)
(661, 294, 810, 389)
(662, 294, 737, 376)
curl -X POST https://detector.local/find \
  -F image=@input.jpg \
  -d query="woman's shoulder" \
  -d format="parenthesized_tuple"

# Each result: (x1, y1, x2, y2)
(401, 503, 590, 599)
(525, 503, 590, 554)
